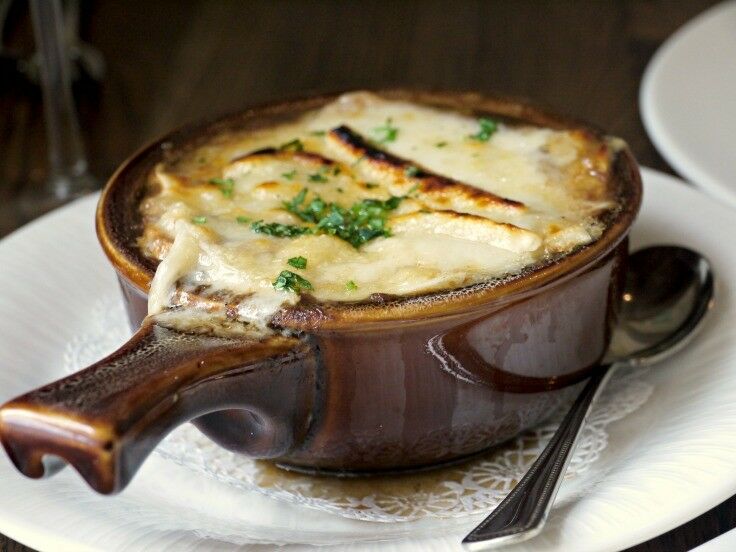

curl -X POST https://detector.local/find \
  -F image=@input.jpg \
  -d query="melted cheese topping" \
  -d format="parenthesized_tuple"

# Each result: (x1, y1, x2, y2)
(139, 92, 616, 327)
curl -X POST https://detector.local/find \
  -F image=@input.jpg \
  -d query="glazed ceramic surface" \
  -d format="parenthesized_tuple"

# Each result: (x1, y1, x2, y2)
(0, 91, 640, 493)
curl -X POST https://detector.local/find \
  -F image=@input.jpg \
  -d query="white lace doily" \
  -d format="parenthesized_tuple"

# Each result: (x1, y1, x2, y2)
(64, 296, 653, 523)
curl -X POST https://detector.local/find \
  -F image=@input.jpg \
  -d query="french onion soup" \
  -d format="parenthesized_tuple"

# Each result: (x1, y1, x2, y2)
(0, 90, 642, 493)
(138, 92, 620, 331)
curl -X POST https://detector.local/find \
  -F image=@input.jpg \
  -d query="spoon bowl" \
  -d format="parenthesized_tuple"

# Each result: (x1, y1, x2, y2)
(609, 245, 714, 366)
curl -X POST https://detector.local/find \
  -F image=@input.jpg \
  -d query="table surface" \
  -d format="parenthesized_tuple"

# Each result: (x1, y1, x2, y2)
(0, 1, 732, 550)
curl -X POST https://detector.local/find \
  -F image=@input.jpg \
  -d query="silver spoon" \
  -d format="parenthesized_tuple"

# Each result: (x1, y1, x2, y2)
(463, 245, 715, 550)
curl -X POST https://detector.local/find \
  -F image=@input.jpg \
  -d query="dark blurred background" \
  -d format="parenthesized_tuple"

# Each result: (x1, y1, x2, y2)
(0, 0, 720, 238)
(0, 2, 730, 551)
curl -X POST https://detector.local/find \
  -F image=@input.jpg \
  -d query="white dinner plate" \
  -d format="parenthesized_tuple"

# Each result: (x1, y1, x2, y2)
(1, 168, 736, 551)
(640, 0, 736, 207)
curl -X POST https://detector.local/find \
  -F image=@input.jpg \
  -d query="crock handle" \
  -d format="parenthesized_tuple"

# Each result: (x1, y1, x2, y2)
(0, 321, 313, 494)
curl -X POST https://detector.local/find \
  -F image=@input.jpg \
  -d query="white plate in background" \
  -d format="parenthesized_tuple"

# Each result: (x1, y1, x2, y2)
(640, 0, 736, 207)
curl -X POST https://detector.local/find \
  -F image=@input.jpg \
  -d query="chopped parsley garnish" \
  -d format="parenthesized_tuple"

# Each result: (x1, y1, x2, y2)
(209, 177, 235, 198)
(345, 280, 358, 291)
(332, 166, 341, 176)
(281, 170, 297, 180)
(283, 188, 405, 248)
(273, 270, 313, 293)
(279, 138, 304, 152)
(256, 190, 406, 247)
(469, 117, 498, 142)
(364, 182, 379, 189)
(286, 193, 325, 224)
(308, 167, 329, 183)
(435, 141, 448, 148)
(336, 187, 344, 193)
(309, 130, 326, 136)
(287, 256, 307, 269)
(236, 215, 252, 224)
(404, 165, 420, 177)
(372, 118, 399, 144)
(251, 220, 310, 237)
(283, 188, 309, 213)
(191, 216, 207, 224)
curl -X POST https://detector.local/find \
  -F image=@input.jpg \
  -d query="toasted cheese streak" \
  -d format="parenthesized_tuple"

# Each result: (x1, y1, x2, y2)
(326, 125, 527, 213)
(139, 92, 617, 327)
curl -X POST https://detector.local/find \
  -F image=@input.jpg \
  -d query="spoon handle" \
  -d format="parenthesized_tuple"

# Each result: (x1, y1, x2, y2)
(462, 363, 615, 550)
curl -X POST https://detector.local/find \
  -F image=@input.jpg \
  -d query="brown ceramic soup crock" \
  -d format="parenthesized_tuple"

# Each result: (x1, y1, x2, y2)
(0, 90, 642, 495)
